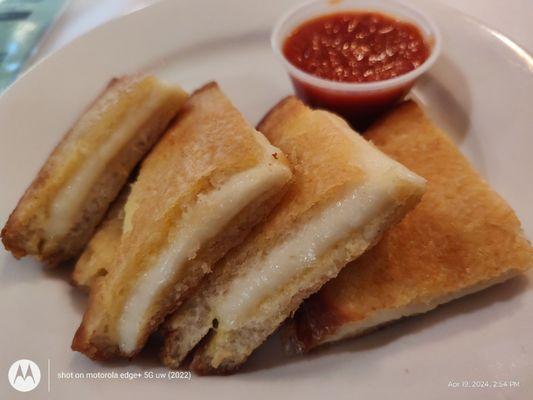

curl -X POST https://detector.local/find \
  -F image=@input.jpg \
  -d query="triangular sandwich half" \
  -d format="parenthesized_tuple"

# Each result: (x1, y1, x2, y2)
(287, 100, 533, 352)
(2, 75, 187, 265)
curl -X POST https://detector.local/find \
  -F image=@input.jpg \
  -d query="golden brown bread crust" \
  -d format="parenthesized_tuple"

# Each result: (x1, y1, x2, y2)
(72, 82, 292, 360)
(162, 97, 425, 373)
(71, 183, 131, 291)
(252, 96, 368, 248)
(1, 75, 187, 265)
(290, 100, 533, 352)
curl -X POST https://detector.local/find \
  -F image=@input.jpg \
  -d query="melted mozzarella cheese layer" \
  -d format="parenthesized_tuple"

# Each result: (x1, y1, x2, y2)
(117, 160, 290, 353)
(45, 90, 165, 238)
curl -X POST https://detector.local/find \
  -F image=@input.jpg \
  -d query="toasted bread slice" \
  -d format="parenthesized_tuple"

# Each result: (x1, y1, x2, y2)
(72, 82, 292, 360)
(161, 97, 426, 374)
(287, 100, 533, 352)
(1, 75, 187, 265)
(72, 183, 130, 291)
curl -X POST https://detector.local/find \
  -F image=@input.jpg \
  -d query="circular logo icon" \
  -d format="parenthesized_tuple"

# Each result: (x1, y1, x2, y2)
(8, 359, 41, 392)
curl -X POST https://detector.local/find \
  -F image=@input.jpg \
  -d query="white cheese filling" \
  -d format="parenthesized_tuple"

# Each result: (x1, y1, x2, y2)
(214, 129, 425, 329)
(45, 90, 165, 238)
(117, 159, 290, 353)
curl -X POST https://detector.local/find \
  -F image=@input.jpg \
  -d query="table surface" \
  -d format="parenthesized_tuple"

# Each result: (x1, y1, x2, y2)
(32, 0, 533, 68)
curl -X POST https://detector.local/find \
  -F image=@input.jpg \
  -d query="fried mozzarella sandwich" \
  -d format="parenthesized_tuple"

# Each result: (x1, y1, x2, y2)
(72, 82, 292, 360)
(161, 97, 426, 374)
(287, 101, 533, 352)
(1, 75, 187, 265)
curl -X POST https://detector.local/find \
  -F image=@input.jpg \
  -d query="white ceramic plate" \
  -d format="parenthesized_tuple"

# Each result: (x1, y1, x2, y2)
(0, 0, 532, 399)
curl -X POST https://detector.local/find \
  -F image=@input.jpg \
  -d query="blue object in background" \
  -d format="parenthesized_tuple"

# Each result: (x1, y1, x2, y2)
(0, 0, 67, 92)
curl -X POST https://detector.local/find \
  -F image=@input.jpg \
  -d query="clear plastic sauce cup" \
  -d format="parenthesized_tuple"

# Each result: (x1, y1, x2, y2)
(271, 0, 442, 129)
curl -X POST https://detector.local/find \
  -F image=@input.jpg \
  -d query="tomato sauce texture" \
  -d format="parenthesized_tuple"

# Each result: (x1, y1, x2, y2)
(283, 12, 430, 83)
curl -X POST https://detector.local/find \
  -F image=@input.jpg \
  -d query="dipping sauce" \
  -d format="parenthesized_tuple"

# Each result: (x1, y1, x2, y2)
(283, 12, 430, 83)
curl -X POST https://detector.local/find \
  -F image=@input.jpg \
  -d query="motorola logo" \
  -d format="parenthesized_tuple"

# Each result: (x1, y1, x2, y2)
(8, 359, 41, 392)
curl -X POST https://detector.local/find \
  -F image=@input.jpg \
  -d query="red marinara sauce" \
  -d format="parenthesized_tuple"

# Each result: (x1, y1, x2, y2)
(283, 11, 429, 83)
(282, 11, 431, 128)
